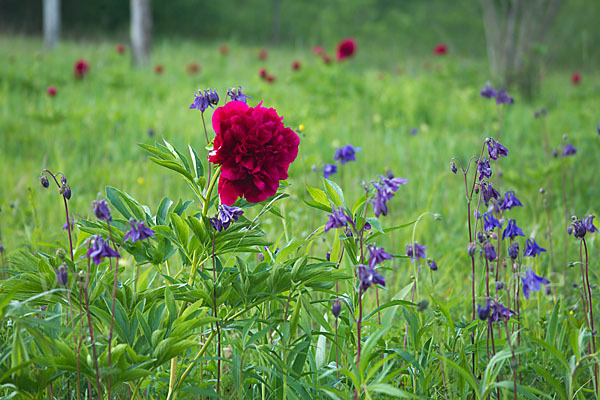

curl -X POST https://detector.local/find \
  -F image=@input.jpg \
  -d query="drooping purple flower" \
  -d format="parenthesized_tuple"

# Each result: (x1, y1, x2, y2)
(483, 212, 502, 231)
(226, 86, 251, 103)
(562, 143, 577, 157)
(331, 299, 341, 318)
(583, 215, 598, 233)
(521, 268, 550, 299)
(379, 175, 409, 192)
(489, 301, 515, 322)
(486, 137, 509, 160)
(324, 207, 350, 232)
(427, 259, 438, 271)
(502, 219, 525, 240)
(495, 282, 506, 291)
(87, 235, 120, 265)
(56, 264, 68, 286)
(40, 175, 50, 188)
(368, 244, 392, 268)
(210, 204, 244, 232)
(524, 238, 547, 258)
(410, 128, 418, 135)
(483, 242, 497, 261)
(190, 88, 219, 113)
(93, 199, 112, 222)
(323, 164, 338, 178)
(334, 145, 361, 165)
(508, 242, 519, 260)
(477, 299, 491, 320)
(500, 190, 523, 211)
(477, 157, 492, 181)
(356, 264, 386, 292)
(571, 220, 587, 239)
(370, 175, 408, 217)
(406, 242, 426, 263)
(495, 89, 514, 105)
(480, 82, 497, 99)
(63, 217, 74, 231)
(481, 182, 500, 205)
(123, 219, 155, 243)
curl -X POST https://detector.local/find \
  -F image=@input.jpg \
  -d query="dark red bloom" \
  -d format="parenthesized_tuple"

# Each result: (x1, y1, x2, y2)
(266, 75, 275, 83)
(572, 72, 581, 84)
(433, 43, 448, 55)
(336, 38, 356, 61)
(47, 86, 57, 97)
(116, 44, 125, 54)
(155, 65, 164, 75)
(73, 59, 90, 78)
(258, 48, 268, 60)
(220, 44, 229, 55)
(209, 101, 300, 205)
(312, 46, 324, 55)
(259, 68, 268, 78)
(291, 60, 301, 71)
(322, 54, 332, 64)
(187, 62, 200, 75)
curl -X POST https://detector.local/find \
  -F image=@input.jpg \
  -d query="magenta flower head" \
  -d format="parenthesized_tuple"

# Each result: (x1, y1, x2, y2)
(331, 299, 341, 318)
(521, 268, 550, 299)
(483, 212, 502, 231)
(486, 137, 509, 160)
(500, 190, 523, 211)
(356, 264, 385, 292)
(406, 242, 426, 263)
(93, 199, 112, 222)
(324, 207, 350, 232)
(323, 164, 338, 178)
(502, 219, 525, 240)
(87, 235, 120, 265)
(524, 238, 546, 258)
(334, 145, 361, 165)
(480, 82, 497, 99)
(124, 219, 155, 243)
(368, 244, 392, 267)
(562, 143, 577, 157)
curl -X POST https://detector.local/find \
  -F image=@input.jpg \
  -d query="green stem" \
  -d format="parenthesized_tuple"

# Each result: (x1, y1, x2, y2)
(202, 166, 222, 217)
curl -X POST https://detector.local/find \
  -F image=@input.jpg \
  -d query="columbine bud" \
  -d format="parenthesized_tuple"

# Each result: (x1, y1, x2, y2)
(326, 251, 331, 262)
(468, 242, 477, 257)
(56, 264, 68, 286)
(60, 175, 67, 185)
(60, 185, 72, 200)
(552, 149, 558, 158)
(40, 175, 50, 188)
(539, 188, 546, 195)
(331, 299, 341, 318)
(477, 232, 485, 243)
(562, 134, 568, 141)
(450, 161, 457, 174)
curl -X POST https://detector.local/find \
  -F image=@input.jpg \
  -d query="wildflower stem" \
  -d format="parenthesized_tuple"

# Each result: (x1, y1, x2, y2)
(202, 166, 221, 217)
(212, 233, 221, 396)
(356, 287, 363, 390)
(170, 329, 218, 397)
(106, 223, 119, 400)
(542, 196, 556, 278)
(582, 237, 598, 395)
(502, 321, 518, 400)
(83, 256, 102, 398)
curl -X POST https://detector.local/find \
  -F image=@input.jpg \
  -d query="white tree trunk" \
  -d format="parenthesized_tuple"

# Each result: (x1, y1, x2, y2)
(130, 0, 152, 66)
(43, 0, 60, 49)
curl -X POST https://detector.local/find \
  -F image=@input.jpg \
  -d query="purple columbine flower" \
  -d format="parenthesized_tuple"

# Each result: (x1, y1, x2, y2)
(521, 268, 550, 299)
(508, 242, 519, 260)
(87, 235, 120, 265)
(486, 137, 509, 160)
(56, 264, 68, 286)
(481, 182, 500, 205)
(331, 299, 341, 318)
(357, 264, 385, 292)
(571, 220, 587, 239)
(583, 215, 598, 233)
(226, 86, 250, 103)
(323, 164, 338, 178)
(406, 242, 426, 263)
(489, 301, 515, 322)
(410, 128, 418, 135)
(93, 199, 112, 222)
(124, 219, 155, 243)
(190, 88, 219, 112)
(210, 204, 244, 232)
(484, 242, 497, 261)
(495, 89, 514, 105)
(477, 157, 492, 181)
(495, 282, 506, 291)
(502, 219, 525, 240)
(483, 212, 502, 231)
(40, 175, 50, 188)
(477, 299, 491, 320)
(324, 207, 350, 232)
(480, 82, 497, 99)
(63, 217, 74, 231)
(368, 244, 392, 268)
(524, 238, 547, 258)
(500, 190, 523, 211)
(370, 175, 408, 217)
(562, 143, 577, 156)
(427, 259, 438, 271)
(334, 145, 361, 165)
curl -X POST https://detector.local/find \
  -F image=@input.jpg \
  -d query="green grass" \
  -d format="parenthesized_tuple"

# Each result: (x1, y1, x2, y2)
(0, 35, 599, 398)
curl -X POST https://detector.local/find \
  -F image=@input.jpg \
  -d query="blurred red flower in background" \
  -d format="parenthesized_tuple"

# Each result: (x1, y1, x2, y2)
(259, 68, 267, 78)
(433, 43, 448, 55)
(209, 101, 300, 205)
(312, 46, 324, 55)
(187, 62, 200, 75)
(47, 86, 57, 97)
(266, 75, 275, 83)
(291, 60, 301, 71)
(572, 72, 581, 84)
(336, 38, 356, 61)
(258, 48, 268, 60)
(220, 44, 229, 55)
(73, 59, 90, 78)
(116, 44, 125, 54)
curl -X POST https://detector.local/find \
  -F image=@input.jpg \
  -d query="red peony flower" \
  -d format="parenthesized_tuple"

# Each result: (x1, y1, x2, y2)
(336, 38, 356, 61)
(322, 54, 332, 64)
(220, 44, 229, 55)
(74, 59, 90, 78)
(155, 65, 164, 74)
(572, 72, 581, 84)
(209, 101, 300, 205)
(47, 86, 57, 97)
(312, 45, 324, 55)
(187, 62, 200, 75)
(259, 68, 268, 78)
(291, 60, 301, 71)
(266, 75, 275, 83)
(258, 48, 268, 60)
(116, 44, 125, 54)
(433, 43, 448, 55)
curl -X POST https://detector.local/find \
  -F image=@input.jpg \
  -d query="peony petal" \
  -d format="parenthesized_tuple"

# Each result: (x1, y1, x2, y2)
(218, 177, 241, 205)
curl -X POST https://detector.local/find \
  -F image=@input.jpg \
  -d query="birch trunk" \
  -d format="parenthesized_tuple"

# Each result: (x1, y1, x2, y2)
(130, 0, 152, 66)
(43, 0, 60, 50)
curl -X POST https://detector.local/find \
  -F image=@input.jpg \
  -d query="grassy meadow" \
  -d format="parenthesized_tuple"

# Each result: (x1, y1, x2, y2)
(0, 33, 599, 398)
